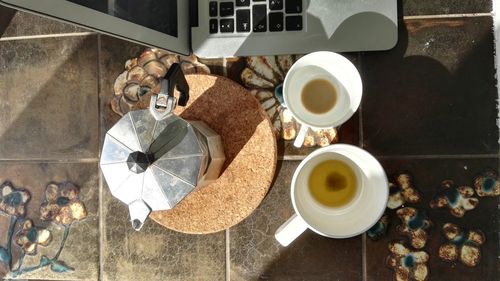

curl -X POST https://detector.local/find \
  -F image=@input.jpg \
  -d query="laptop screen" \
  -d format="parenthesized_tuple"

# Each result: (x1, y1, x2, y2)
(66, 0, 178, 37)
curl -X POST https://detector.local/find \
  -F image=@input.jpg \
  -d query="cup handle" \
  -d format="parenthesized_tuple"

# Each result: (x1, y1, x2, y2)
(293, 125, 309, 148)
(275, 213, 308, 246)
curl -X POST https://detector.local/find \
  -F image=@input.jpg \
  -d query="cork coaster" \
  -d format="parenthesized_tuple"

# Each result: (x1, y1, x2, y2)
(150, 74, 277, 234)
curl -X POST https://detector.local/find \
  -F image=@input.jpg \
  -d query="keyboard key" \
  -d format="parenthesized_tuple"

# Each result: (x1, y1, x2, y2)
(285, 15, 302, 30)
(220, 2, 234, 17)
(209, 19, 218, 33)
(236, 10, 251, 32)
(235, 0, 250, 6)
(285, 0, 302, 13)
(253, 0, 266, 2)
(269, 0, 283, 10)
(269, 12, 283, 31)
(252, 4, 267, 32)
(209, 1, 217, 17)
(220, 19, 234, 33)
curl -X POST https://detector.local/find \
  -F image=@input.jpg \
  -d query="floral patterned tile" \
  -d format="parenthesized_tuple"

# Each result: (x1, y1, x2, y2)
(0, 162, 99, 280)
(101, 181, 226, 281)
(361, 17, 497, 156)
(366, 157, 499, 281)
(0, 35, 99, 160)
(230, 161, 363, 281)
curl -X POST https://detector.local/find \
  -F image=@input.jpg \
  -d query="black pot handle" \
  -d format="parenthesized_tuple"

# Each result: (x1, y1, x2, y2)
(164, 63, 190, 106)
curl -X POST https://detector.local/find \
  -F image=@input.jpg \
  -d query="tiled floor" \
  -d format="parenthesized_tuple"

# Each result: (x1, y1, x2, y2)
(0, 1, 498, 281)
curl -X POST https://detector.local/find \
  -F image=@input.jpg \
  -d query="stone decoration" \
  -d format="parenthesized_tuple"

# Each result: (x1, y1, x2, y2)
(111, 48, 210, 116)
(473, 170, 499, 197)
(429, 180, 479, 217)
(438, 223, 485, 267)
(386, 241, 429, 281)
(388, 173, 423, 210)
(396, 207, 432, 249)
(240, 56, 338, 146)
(367, 213, 390, 240)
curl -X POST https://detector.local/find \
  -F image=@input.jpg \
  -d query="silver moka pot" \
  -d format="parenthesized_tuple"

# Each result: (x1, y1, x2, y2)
(100, 64, 225, 230)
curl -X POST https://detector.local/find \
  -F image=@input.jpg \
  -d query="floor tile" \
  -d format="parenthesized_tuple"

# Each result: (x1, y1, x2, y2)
(230, 161, 363, 281)
(402, 0, 492, 16)
(101, 181, 226, 281)
(0, 8, 86, 38)
(0, 35, 99, 160)
(366, 157, 499, 281)
(361, 17, 498, 156)
(0, 162, 99, 280)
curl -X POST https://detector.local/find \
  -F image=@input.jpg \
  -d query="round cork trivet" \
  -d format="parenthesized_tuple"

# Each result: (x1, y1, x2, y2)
(149, 74, 277, 234)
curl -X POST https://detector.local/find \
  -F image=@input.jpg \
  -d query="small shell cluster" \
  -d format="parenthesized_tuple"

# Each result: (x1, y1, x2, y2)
(429, 180, 479, 217)
(438, 223, 485, 267)
(386, 241, 429, 281)
(241, 56, 338, 147)
(396, 207, 432, 249)
(112, 48, 210, 116)
(388, 173, 423, 210)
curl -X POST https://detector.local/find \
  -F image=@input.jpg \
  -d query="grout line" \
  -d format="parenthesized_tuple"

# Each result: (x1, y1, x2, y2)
(98, 169, 105, 281)
(362, 233, 367, 281)
(0, 31, 96, 41)
(403, 12, 493, 20)
(0, 158, 99, 163)
(374, 154, 500, 160)
(97, 34, 103, 158)
(225, 229, 230, 281)
(357, 52, 364, 149)
(97, 33, 104, 281)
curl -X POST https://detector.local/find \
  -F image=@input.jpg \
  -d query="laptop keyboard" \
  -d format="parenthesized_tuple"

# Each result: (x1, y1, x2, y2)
(208, 0, 304, 34)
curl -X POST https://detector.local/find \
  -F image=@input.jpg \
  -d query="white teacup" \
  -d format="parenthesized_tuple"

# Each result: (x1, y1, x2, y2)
(283, 51, 362, 148)
(275, 144, 388, 246)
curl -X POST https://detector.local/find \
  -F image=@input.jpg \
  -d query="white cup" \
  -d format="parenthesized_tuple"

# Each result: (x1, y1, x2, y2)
(274, 144, 388, 246)
(283, 51, 362, 148)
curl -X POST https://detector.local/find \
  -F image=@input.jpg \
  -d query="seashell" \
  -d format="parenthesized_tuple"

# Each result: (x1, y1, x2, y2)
(113, 71, 128, 96)
(111, 48, 211, 116)
(141, 75, 159, 89)
(151, 48, 170, 58)
(143, 60, 167, 78)
(240, 55, 339, 146)
(125, 58, 137, 70)
(159, 54, 179, 69)
(181, 61, 210, 74)
(123, 83, 141, 102)
(137, 50, 157, 66)
(127, 66, 148, 83)
(280, 108, 297, 140)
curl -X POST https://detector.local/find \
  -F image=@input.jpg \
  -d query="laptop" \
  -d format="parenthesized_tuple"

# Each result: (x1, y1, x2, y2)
(0, 0, 398, 58)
